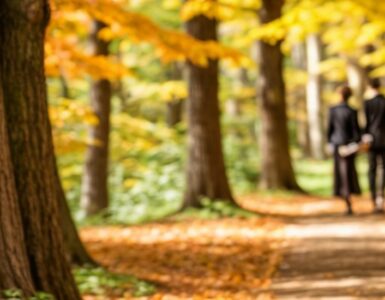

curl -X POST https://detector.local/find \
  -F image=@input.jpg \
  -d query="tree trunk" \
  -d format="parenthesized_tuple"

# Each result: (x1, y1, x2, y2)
(81, 20, 112, 216)
(0, 1, 81, 299)
(166, 62, 185, 127)
(0, 80, 35, 296)
(346, 57, 367, 125)
(257, 0, 301, 190)
(291, 43, 311, 156)
(57, 169, 96, 266)
(226, 98, 241, 117)
(59, 73, 70, 98)
(58, 72, 101, 264)
(306, 34, 325, 159)
(166, 100, 184, 126)
(183, 13, 235, 207)
(56, 70, 94, 266)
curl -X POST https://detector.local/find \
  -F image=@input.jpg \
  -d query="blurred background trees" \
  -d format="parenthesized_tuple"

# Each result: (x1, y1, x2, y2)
(42, 0, 385, 224)
(3, 0, 385, 296)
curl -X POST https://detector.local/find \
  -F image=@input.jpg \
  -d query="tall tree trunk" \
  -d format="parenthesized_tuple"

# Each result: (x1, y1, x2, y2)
(257, 0, 301, 190)
(57, 70, 94, 265)
(291, 43, 311, 156)
(57, 169, 96, 266)
(306, 34, 325, 159)
(0, 1, 81, 299)
(166, 62, 185, 127)
(184, 13, 235, 207)
(81, 20, 112, 216)
(226, 98, 241, 117)
(59, 73, 70, 98)
(0, 81, 35, 296)
(166, 100, 184, 126)
(346, 57, 367, 125)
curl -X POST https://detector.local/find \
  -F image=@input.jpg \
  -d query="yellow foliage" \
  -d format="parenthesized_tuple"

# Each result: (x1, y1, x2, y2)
(181, 0, 260, 21)
(285, 68, 307, 87)
(46, 7, 132, 80)
(181, 0, 235, 21)
(162, 0, 181, 10)
(127, 80, 187, 103)
(319, 58, 347, 82)
(52, 0, 243, 67)
(50, 99, 98, 154)
(360, 48, 385, 67)
(46, 38, 132, 79)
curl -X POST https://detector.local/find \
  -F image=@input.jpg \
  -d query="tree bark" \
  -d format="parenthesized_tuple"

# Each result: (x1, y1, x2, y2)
(57, 169, 96, 266)
(346, 57, 367, 125)
(257, 0, 301, 190)
(306, 34, 325, 159)
(59, 73, 70, 98)
(183, 13, 235, 207)
(81, 20, 112, 216)
(291, 43, 311, 156)
(166, 100, 184, 126)
(166, 62, 185, 127)
(0, 79, 35, 296)
(0, 1, 81, 299)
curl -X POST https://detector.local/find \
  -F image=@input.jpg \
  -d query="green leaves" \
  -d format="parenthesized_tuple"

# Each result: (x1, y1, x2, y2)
(1, 290, 53, 300)
(74, 267, 155, 297)
(1, 289, 23, 299)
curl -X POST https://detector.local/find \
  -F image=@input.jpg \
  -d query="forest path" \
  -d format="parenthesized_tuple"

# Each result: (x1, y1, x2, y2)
(81, 195, 385, 299)
(242, 195, 385, 299)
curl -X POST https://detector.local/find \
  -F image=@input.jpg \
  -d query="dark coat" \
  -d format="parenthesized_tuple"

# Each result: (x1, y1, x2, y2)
(364, 94, 385, 150)
(327, 103, 361, 197)
(327, 103, 361, 146)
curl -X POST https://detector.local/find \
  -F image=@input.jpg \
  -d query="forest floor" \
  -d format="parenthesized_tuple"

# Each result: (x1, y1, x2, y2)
(81, 194, 385, 300)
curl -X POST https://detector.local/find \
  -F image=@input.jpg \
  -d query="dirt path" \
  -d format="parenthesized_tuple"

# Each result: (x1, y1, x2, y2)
(245, 196, 385, 300)
(271, 214, 385, 299)
(81, 195, 385, 299)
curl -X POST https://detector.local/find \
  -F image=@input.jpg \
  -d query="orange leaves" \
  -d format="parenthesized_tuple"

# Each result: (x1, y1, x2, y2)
(46, 2, 132, 80)
(81, 218, 282, 299)
(51, 0, 243, 67)
(46, 37, 131, 80)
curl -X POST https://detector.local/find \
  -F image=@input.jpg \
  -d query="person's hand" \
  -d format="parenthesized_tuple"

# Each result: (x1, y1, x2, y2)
(362, 134, 373, 144)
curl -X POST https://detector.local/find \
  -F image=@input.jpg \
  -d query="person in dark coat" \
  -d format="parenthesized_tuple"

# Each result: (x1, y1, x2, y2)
(364, 78, 385, 213)
(327, 86, 361, 215)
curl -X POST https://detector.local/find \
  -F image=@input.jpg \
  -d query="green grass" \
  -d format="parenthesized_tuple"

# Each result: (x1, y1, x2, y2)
(295, 155, 369, 197)
(173, 198, 258, 220)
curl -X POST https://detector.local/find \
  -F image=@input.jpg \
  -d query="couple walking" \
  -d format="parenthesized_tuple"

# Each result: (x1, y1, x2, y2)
(327, 79, 385, 215)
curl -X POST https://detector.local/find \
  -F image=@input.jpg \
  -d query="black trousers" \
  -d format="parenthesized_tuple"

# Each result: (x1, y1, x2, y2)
(368, 150, 385, 200)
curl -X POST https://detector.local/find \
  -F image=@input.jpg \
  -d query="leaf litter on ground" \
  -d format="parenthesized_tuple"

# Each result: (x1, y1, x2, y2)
(81, 216, 282, 299)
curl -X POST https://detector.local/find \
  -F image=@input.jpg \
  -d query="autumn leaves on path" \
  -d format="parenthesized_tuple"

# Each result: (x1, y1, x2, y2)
(81, 218, 281, 299)
(81, 195, 385, 299)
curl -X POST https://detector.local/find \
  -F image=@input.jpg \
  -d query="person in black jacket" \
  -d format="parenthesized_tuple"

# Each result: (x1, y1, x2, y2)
(364, 78, 385, 213)
(327, 86, 361, 215)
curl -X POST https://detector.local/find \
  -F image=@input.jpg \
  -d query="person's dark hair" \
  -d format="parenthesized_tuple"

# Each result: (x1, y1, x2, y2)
(340, 85, 352, 102)
(369, 78, 381, 89)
